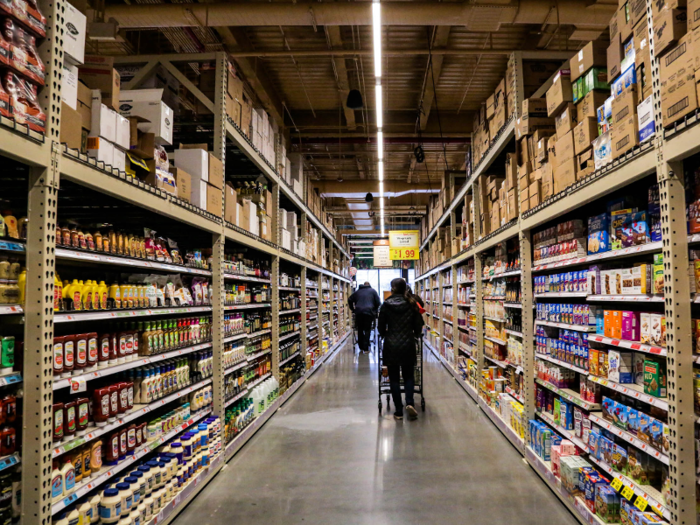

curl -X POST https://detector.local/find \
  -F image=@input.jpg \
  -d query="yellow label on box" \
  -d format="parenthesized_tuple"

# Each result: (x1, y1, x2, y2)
(610, 478, 623, 492)
(621, 485, 635, 501)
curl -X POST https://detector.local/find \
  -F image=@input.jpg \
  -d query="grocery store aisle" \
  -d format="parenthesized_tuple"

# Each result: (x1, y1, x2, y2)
(171, 340, 579, 525)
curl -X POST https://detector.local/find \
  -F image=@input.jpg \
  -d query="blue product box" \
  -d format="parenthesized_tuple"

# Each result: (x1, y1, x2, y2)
(627, 407, 640, 436)
(621, 211, 650, 247)
(589, 231, 611, 254)
(561, 399, 574, 430)
(611, 64, 637, 98)
(588, 430, 600, 458)
(612, 401, 630, 431)
(637, 95, 655, 144)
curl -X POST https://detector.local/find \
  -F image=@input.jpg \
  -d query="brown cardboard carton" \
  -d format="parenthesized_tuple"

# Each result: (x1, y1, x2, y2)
(612, 115, 640, 157)
(206, 183, 222, 217)
(507, 190, 518, 221)
(608, 33, 624, 80)
(634, 17, 649, 68)
(554, 157, 577, 194)
(505, 153, 517, 190)
(696, 69, 700, 109)
(619, 3, 633, 43)
(519, 136, 529, 165)
(547, 135, 560, 171)
(653, 0, 687, 19)
(528, 180, 541, 201)
(520, 187, 530, 213)
(554, 103, 577, 139)
(611, 88, 638, 125)
(540, 163, 554, 200)
(171, 167, 192, 203)
(690, 0, 700, 29)
(577, 90, 609, 122)
(60, 102, 86, 153)
(77, 82, 92, 132)
(610, 11, 620, 41)
(224, 183, 237, 224)
(629, 0, 647, 27)
(578, 149, 596, 180)
(636, 44, 652, 101)
(654, 9, 688, 58)
(486, 93, 495, 119)
(518, 164, 531, 191)
(555, 129, 576, 163)
(546, 70, 573, 116)
(79, 56, 120, 110)
(573, 117, 599, 155)
(660, 33, 697, 126)
(518, 115, 556, 137)
(143, 168, 177, 196)
(529, 187, 541, 210)
(570, 40, 609, 82)
(536, 136, 549, 165)
(522, 62, 563, 87)
(522, 98, 548, 116)
(208, 153, 224, 190)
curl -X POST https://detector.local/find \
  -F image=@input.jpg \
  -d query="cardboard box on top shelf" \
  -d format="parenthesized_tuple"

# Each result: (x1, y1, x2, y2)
(170, 167, 192, 203)
(60, 102, 87, 153)
(660, 33, 697, 127)
(118, 89, 173, 145)
(63, 63, 79, 110)
(191, 178, 208, 209)
(554, 157, 577, 194)
(113, 149, 126, 172)
(486, 93, 496, 120)
(536, 135, 551, 166)
(64, 2, 86, 66)
(143, 168, 177, 196)
(546, 70, 573, 117)
(224, 183, 237, 224)
(521, 61, 563, 89)
(612, 87, 638, 125)
(89, 90, 117, 143)
(79, 56, 120, 110)
(127, 118, 155, 160)
(610, 11, 619, 41)
(573, 117, 598, 155)
(507, 190, 518, 220)
(578, 149, 595, 179)
(540, 164, 554, 200)
(554, 103, 577, 139)
(518, 164, 531, 192)
(528, 180, 541, 209)
(77, 82, 92, 132)
(114, 114, 130, 151)
(505, 153, 517, 190)
(555, 129, 575, 163)
(652, 0, 687, 19)
(576, 90, 608, 122)
(608, 33, 624, 80)
(570, 40, 609, 82)
(635, 45, 652, 102)
(654, 9, 688, 57)
(633, 16, 649, 67)
(619, 3, 633, 43)
(546, 135, 559, 171)
(690, 0, 700, 29)
(612, 114, 640, 157)
(520, 186, 530, 213)
(628, 0, 647, 28)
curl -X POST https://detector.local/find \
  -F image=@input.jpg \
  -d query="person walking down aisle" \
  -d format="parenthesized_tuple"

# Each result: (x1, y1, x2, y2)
(348, 281, 380, 354)
(378, 278, 423, 421)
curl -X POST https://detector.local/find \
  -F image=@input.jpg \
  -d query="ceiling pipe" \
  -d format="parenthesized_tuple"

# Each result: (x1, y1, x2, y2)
(105, 1, 614, 30)
(294, 136, 471, 144)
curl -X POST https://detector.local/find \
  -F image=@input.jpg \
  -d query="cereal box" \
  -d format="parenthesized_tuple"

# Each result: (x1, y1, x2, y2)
(599, 349, 609, 377)
(611, 443, 628, 474)
(627, 446, 651, 485)
(608, 349, 634, 383)
(588, 214, 610, 254)
(610, 209, 634, 251)
(650, 314, 663, 347)
(630, 264, 651, 294)
(621, 211, 650, 247)
(620, 311, 639, 342)
(612, 401, 630, 431)
(627, 407, 640, 436)
(602, 396, 615, 421)
(633, 353, 645, 386)
(653, 253, 663, 294)
(644, 358, 667, 398)
(650, 418, 668, 452)
(589, 348, 600, 376)
(596, 484, 620, 523)
(640, 312, 651, 344)
(585, 471, 605, 512)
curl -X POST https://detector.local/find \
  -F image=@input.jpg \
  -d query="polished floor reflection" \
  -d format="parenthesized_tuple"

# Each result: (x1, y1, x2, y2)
(171, 341, 579, 525)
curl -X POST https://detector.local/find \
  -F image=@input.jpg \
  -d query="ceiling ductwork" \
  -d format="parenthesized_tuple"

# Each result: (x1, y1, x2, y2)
(105, 1, 615, 31)
(316, 181, 440, 200)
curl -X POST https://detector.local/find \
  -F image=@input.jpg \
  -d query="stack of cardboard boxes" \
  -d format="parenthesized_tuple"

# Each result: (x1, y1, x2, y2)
(170, 146, 224, 217)
(279, 208, 307, 256)
(60, 2, 88, 149)
(224, 184, 273, 241)
(517, 97, 554, 213)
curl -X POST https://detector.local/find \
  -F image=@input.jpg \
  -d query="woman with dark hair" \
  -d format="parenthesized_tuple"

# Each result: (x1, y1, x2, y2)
(377, 277, 424, 420)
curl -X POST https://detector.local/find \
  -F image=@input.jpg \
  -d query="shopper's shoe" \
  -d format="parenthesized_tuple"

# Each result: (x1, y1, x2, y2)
(406, 405, 418, 420)
(393, 413, 403, 420)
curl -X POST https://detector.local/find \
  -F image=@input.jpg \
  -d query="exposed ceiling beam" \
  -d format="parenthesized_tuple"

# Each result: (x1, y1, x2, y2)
(325, 26, 356, 131)
(214, 26, 284, 125)
(354, 144, 367, 179)
(407, 156, 417, 183)
(420, 26, 451, 131)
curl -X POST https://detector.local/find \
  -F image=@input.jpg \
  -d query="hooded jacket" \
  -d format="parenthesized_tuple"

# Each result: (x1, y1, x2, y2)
(348, 284, 381, 317)
(378, 293, 424, 366)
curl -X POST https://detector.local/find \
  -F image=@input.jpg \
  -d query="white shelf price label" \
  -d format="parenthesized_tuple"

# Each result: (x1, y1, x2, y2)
(70, 377, 86, 393)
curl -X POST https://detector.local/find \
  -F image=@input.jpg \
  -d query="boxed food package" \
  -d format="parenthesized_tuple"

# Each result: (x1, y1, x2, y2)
(611, 115, 639, 158)
(654, 8, 688, 57)
(659, 33, 697, 127)
(611, 88, 638, 125)
(143, 167, 176, 195)
(637, 95, 655, 143)
(595, 484, 620, 523)
(554, 103, 577, 139)
(644, 357, 668, 397)
(89, 90, 116, 142)
(118, 89, 174, 145)
(573, 117, 599, 155)
(574, 68, 609, 103)
(653, 253, 664, 294)
(608, 349, 634, 383)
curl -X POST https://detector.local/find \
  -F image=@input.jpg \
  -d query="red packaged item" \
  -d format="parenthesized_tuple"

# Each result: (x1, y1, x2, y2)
(4, 70, 45, 133)
(105, 430, 119, 464)
(0, 18, 12, 66)
(10, 25, 44, 84)
(108, 384, 118, 418)
(117, 382, 128, 414)
(92, 386, 110, 427)
(98, 333, 110, 367)
(12, 0, 46, 37)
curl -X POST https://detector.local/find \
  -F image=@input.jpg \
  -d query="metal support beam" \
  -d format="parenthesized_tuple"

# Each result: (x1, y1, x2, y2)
(420, 26, 451, 130)
(326, 26, 356, 131)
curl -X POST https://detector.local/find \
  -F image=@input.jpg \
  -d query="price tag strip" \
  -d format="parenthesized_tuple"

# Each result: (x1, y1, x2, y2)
(56, 248, 213, 276)
(587, 376, 668, 411)
(224, 303, 272, 311)
(588, 294, 664, 303)
(535, 320, 595, 332)
(54, 343, 213, 390)
(280, 351, 301, 367)
(587, 335, 666, 357)
(536, 353, 589, 375)
(532, 243, 663, 273)
(484, 336, 507, 346)
(222, 273, 271, 284)
(588, 413, 669, 465)
(587, 454, 669, 520)
(280, 308, 301, 314)
(534, 292, 588, 298)
(279, 331, 300, 342)
(52, 408, 213, 515)
(52, 378, 213, 458)
(484, 355, 508, 369)
(55, 306, 213, 323)
(505, 386, 524, 404)
(534, 379, 601, 411)
(0, 305, 22, 315)
(222, 332, 247, 344)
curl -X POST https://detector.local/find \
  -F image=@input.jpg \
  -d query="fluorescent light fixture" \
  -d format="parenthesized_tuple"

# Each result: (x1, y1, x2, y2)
(375, 84, 383, 129)
(348, 240, 374, 244)
(372, 2, 381, 78)
(377, 131, 384, 160)
(379, 182, 384, 198)
(378, 160, 384, 181)
(356, 256, 374, 259)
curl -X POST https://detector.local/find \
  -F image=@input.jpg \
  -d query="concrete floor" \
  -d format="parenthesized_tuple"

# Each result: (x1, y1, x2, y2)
(172, 340, 579, 525)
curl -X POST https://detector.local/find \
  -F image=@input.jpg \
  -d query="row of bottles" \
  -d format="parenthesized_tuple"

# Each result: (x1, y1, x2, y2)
(223, 341, 246, 370)
(223, 376, 279, 444)
(279, 338, 301, 362)
(280, 293, 300, 310)
(224, 285, 271, 306)
(279, 314, 300, 334)
(53, 318, 212, 377)
(223, 254, 270, 280)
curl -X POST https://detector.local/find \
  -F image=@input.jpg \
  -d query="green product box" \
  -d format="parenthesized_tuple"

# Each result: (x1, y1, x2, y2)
(574, 68, 609, 103)
(553, 397, 561, 426)
(653, 253, 664, 295)
(643, 357, 667, 398)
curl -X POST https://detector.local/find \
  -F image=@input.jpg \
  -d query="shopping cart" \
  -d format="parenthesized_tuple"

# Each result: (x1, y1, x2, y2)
(378, 335, 425, 414)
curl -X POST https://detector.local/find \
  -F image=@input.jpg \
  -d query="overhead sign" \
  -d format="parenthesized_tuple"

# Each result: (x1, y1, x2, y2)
(373, 240, 392, 267)
(389, 230, 420, 260)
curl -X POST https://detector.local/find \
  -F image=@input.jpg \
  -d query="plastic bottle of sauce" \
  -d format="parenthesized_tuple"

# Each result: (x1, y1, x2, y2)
(61, 457, 75, 494)
(86, 332, 98, 371)
(109, 283, 121, 309)
(66, 506, 80, 525)
(116, 482, 133, 513)
(75, 333, 88, 372)
(52, 403, 64, 442)
(117, 330, 127, 364)
(98, 334, 110, 368)
(117, 382, 129, 414)
(126, 424, 136, 454)
(108, 385, 119, 420)
(105, 431, 120, 466)
(90, 281, 100, 311)
(78, 501, 92, 525)
(17, 268, 25, 306)
(53, 336, 64, 376)
(63, 400, 77, 438)
(82, 280, 92, 311)
(119, 427, 127, 459)
(3, 395, 15, 425)
(62, 335, 75, 378)
(68, 279, 82, 311)
(111, 331, 119, 365)
(71, 449, 83, 483)
(53, 273, 62, 312)
(82, 446, 91, 479)
(98, 281, 108, 310)
(91, 440, 102, 471)
(51, 460, 63, 503)
(75, 397, 89, 435)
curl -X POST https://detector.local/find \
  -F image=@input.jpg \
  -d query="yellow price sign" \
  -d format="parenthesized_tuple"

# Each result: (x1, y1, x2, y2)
(621, 486, 635, 501)
(390, 248, 419, 260)
(634, 495, 648, 512)
(610, 478, 623, 492)
(651, 504, 663, 517)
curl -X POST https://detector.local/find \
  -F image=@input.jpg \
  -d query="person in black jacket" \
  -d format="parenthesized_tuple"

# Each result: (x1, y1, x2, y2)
(348, 282, 381, 353)
(378, 278, 424, 420)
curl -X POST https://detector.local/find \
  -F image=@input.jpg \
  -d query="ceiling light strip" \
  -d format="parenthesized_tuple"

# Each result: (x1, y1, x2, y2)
(372, 0, 385, 238)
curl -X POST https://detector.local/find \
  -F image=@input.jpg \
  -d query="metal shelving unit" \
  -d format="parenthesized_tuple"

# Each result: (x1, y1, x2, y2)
(414, 16, 698, 522)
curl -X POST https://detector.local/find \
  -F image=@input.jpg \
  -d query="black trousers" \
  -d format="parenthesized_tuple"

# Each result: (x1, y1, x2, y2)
(356, 313, 374, 352)
(388, 364, 415, 415)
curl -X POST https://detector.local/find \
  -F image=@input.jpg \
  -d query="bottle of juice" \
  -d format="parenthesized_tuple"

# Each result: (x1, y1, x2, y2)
(18, 268, 26, 306)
